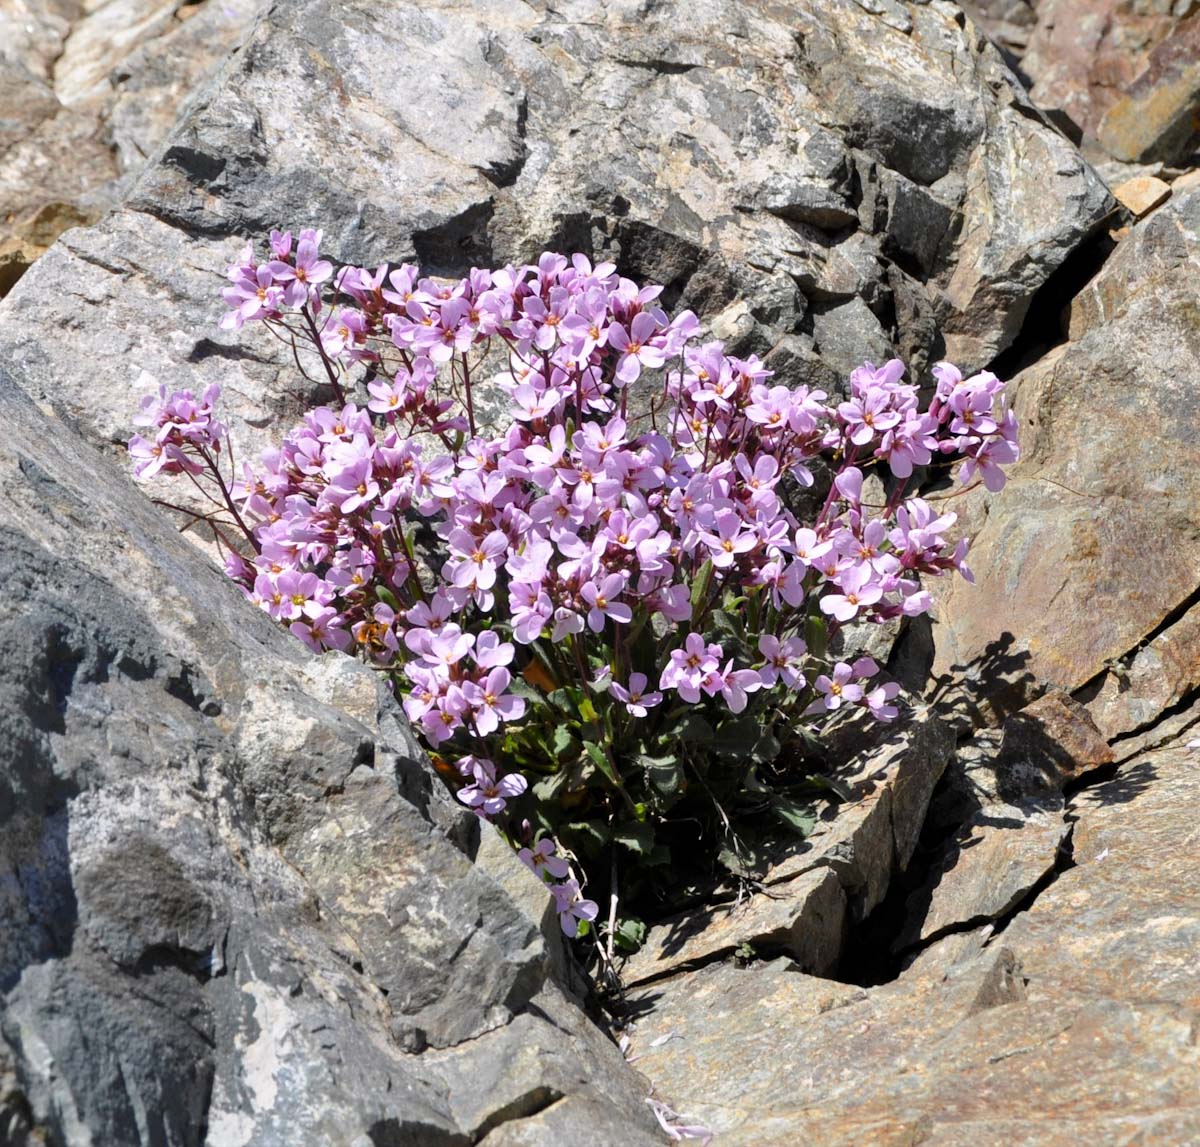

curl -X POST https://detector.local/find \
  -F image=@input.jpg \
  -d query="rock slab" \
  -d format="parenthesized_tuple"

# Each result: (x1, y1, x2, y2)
(0, 374, 656, 1144)
(629, 737, 1200, 1145)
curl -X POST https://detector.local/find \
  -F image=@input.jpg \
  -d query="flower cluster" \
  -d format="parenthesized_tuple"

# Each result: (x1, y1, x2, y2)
(128, 383, 225, 480)
(131, 233, 1018, 947)
(220, 228, 333, 329)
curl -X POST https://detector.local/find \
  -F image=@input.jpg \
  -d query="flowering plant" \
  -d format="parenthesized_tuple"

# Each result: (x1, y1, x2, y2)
(128, 228, 1018, 965)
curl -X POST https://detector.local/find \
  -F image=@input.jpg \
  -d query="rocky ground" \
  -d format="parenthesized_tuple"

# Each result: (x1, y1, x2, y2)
(2, 0, 1199, 1144)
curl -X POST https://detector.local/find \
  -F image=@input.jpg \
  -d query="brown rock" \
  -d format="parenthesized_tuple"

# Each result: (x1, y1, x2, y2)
(999, 690, 1115, 791)
(1081, 603, 1200, 740)
(629, 741, 1200, 1145)
(928, 691, 1111, 838)
(765, 704, 955, 913)
(1172, 167, 1200, 193)
(967, 946, 1027, 1014)
(625, 705, 952, 987)
(926, 187, 1200, 712)
(959, 0, 1037, 58)
(1099, 16, 1200, 163)
(1018, 0, 1177, 139)
(0, 0, 263, 296)
(621, 867, 846, 986)
(900, 797, 1069, 948)
(1112, 174, 1172, 216)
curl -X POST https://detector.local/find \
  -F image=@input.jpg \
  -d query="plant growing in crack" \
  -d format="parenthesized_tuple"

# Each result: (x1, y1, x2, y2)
(127, 227, 1018, 984)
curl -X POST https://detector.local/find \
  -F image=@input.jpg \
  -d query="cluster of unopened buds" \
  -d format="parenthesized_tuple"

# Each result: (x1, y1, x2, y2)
(130, 229, 1018, 940)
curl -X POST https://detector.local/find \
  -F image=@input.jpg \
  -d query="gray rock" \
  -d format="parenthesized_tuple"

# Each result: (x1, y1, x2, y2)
(0, 0, 1112, 492)
(0, 376, 656, 1143)
(0, 0, 265, 297)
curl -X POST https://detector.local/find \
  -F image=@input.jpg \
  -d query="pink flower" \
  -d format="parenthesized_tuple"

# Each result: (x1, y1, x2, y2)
(426, 626, 475, 669)
(581, 573, 633, 632)
(420, 687, 471, 745)
(268, 230, 332, 303)
(661, 634, 722, 703)
(465, 667, 526, 735)
(838, 387, 900, 445)
(864, 682, 901, 721)
(444, 528, 508, 592)
(699, 509, 756, 569)
(757, 635, 807, 688)
(289, 606, 352, 653)
(473, 631, 515, 669)
(813, 662, 864, 710)
(819, 564, 882, 623)
(610, 673, 663, 717)
(877, 411, 937, 479)
(325, 457, 379, 514)
(518, 838, 571, 880)
(551, 879, 600, 937)
(608, 312, 666, 384)
(792, 528, 833, 570)
(651, 584, 693, 623)
(220, 265, 284, 328)
(367, 375, 409, 415)
(959, 409, 1019, 491)
(701, 661, 763, 713)
(457, 759, 528, 816)
(511, 383, 563, 423)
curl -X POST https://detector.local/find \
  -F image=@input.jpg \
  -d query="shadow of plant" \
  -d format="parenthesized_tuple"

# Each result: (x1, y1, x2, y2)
(1070, 756, 1159, 810)
(892, 623, 1039, 734)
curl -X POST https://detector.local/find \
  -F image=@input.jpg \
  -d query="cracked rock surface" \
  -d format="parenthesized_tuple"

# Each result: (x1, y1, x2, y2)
(621, 132, 1200, 1147)
(924, 185, 1200, 715)
(0, 378, 656, 1141)
(626, 735, 1200, 1145)
(2, 0, 1199, 1143)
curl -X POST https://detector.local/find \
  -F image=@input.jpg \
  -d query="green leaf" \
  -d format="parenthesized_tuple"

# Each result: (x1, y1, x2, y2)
(717, 845, 752, 878)
(709, 609, 745, 642)
(751, 733, 782, 765)
(805, 615, 829, 661)
(583, 741, 620, 787)
(810, 773, 857, 802)
(641, 753, 682, 794)
(613, 916, 647, 953)
(675, 713, 714, 743)
(550, 725, 578, 758)
(711, 716, 762, 757)
(613, 822, 655, 855)
(374, 586, 400, 611)
(561, 819, 610, 856)
(643, 843, 673, 868)
(773, 796, 818, 837)
(690, 559, 714, 613)
(742, 764, 770, 794)
(532, 771, 569, 803)
(507, 675, 546, 704)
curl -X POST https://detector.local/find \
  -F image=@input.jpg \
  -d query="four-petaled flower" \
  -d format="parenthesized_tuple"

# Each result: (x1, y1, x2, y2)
(610, 672, 663, 717)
